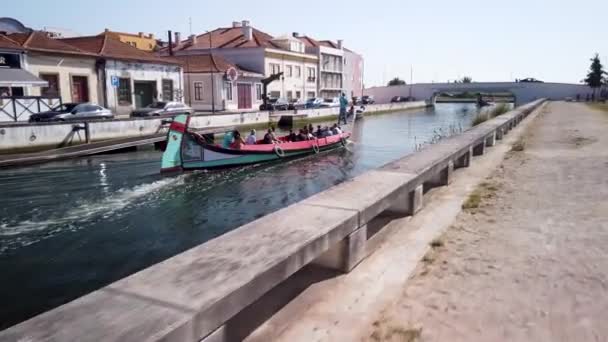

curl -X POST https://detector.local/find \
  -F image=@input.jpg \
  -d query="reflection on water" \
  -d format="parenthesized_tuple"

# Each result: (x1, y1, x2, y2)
(0, 103, 482, 328)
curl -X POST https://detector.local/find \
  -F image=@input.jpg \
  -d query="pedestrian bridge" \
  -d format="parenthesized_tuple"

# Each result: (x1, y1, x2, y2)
(365, 82, 593, 105)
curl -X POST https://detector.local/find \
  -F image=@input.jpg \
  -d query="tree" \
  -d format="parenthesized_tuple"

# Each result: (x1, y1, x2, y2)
(461, 76, 473, 83)
(387, 77, 406, 86)
(584, 53, 606, 97)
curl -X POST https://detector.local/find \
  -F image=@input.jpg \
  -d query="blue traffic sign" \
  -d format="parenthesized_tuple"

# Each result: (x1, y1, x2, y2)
(111, 76, 119, 87)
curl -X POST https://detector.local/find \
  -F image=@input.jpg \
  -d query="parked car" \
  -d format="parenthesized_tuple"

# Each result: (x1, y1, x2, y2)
(305, 97, 324, 109)
(130, 101, 193, 118)
(362, 95, 375, 104)
(352, 96, 362, 105)
(288, 98, 306, 110)
(319, 97, 340, 108)
(260, 98, 289, 111)
(390, 96, 411, 103)
(29, 103, 114, 122)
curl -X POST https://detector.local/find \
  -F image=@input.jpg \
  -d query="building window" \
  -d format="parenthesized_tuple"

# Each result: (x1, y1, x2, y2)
(286, 65, 292, 77)
(162, 79, 174, 101)
(307, 67, 316, 82)
(118, 78, 132, 104)
(224, 82, 233, 101)
(286, 91, 293, 100)
(255, 83, 262, 100)
(269, 91, 280, 98)
(269, 63, 281, 75)
(194, 82, 203, 101)
(295, 66, 301, 78)
(40, 74, 60, 97)
(307, 91, 315, 99)
(295, 91, 301, 99)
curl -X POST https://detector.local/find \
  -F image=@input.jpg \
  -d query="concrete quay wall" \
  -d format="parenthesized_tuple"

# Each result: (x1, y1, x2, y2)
(270, 101, 428, 123)
(0, 102, 426, 153)
(0, 111, 268, 153)
(0, 99, 546, 342)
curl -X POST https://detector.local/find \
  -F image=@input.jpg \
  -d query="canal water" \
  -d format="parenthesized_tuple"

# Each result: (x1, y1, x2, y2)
(0, 103, 499, 329)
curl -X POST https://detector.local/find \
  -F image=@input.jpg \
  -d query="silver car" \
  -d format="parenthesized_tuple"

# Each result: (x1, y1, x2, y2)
(29, 103, 114, 122)
(130, 101, 194, 118)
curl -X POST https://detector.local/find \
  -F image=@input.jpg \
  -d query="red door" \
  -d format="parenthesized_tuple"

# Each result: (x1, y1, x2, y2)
(237, 83, 252, 109)
(71, 76, 89, 103)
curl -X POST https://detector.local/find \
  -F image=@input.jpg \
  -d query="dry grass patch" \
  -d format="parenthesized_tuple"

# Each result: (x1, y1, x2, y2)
(370, 325, 423, 342)
(472, 113, 489, 126)
(463, 181, 501, 210)
(511, 138, 526, 152)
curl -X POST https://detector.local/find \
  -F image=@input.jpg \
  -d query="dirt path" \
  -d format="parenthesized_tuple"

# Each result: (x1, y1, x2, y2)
(368, 102, 608, 342)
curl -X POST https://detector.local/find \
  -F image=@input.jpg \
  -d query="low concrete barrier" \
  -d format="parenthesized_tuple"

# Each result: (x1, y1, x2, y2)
(0, 102, 427, 153)
(0, 99, 545, 342)
(0, 111, 269, 153)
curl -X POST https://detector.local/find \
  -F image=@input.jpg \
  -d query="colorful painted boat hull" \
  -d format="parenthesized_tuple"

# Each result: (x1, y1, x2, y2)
(161, 114, 350, 173)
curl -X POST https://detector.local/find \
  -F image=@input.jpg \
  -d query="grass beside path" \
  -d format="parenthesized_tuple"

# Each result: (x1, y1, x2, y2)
(587, 103, 608, 113)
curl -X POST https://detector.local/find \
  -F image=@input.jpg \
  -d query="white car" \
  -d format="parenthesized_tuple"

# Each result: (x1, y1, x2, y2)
(319, 97, 340, 108)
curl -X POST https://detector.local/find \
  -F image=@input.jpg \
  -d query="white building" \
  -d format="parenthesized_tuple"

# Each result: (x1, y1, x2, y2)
(167, 21, 319, 103)
(296, 34, 344, 99)
(61, 32, 183, 116)
(175, 53, 264, 112)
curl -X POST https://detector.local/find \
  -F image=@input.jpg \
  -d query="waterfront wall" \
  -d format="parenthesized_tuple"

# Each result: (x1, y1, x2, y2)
(0, 99, 546, 341)
(0, 101, 426, 153)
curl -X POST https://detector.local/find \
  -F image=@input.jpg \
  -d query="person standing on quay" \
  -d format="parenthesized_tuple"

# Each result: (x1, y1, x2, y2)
(339, 92, 348, 125)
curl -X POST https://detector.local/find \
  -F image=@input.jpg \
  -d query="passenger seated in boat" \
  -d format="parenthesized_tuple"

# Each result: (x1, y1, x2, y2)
(296, 129, 307, 141)
(316, 125, 323, 137)
(288, 129, 297, 142)
(246, 130, 257, 145)
(222, 131, 234, 148)
(270, 126, 278, 141)
(331, 124, 342, 135)
(308, 123, 314, 135)
(263, 129, 277, 144)
(230, 131, 246, 149)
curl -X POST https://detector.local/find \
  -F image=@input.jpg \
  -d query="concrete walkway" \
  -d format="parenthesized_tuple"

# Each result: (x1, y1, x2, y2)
(365, 102, 608, 341)
(240, 101, 544, 341)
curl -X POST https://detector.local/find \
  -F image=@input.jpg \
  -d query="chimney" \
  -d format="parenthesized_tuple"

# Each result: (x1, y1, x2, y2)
(149, 33, 154, 39)
(104, 28, 110, 33)
(292, 32, 300, 38)
(232, 21, 242, 28)
(189, 34, 197, 45)
(242, 21, 252, 41)
(337, 39, 343, 49)
(138, 32, 144, 37)
(168, 30, 173, 56)
(174, 32, 181, 46)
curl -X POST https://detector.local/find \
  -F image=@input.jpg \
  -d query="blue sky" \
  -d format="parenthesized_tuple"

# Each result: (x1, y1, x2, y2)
(5, 0, 607, 86)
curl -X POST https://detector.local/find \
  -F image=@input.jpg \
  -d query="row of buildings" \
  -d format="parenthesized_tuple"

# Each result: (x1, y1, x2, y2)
(0, 18, 363, 119)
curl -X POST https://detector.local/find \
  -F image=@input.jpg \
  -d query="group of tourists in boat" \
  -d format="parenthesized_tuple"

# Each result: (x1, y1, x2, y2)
(160, 113, 352, 173)
(225, 123, 345, 150)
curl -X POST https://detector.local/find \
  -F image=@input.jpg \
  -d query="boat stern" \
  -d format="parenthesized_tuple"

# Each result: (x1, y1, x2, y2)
(160, 114, 190, 174)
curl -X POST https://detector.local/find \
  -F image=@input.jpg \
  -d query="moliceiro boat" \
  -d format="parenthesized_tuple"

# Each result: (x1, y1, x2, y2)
(161, 114, 351, 173)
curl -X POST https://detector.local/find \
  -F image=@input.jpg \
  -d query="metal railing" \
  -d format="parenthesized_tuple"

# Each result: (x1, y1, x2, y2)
(0, 96, 62, 122)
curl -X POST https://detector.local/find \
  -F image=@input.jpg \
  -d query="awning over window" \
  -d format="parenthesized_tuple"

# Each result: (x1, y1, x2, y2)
(0, 68, 48, 87)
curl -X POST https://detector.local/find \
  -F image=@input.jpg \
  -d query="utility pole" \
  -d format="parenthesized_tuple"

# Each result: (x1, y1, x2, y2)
(208, 31, 215, 113)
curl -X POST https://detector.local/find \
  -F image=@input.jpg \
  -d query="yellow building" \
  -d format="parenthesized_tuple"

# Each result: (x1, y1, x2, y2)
(101, 29, 156, 51)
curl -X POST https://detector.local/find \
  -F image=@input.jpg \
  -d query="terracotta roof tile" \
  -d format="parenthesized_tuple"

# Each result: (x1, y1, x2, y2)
(0, 34, 23, 50)
(174, 54, 235, 73)
(6, 31, 91, 56)
(61, 33, 179, 64)
(298, 36, 322, 48)
(170, 26, 281, 51)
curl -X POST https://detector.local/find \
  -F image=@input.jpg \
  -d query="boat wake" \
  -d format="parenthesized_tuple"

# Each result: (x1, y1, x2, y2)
(0, 175, 187, 252)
